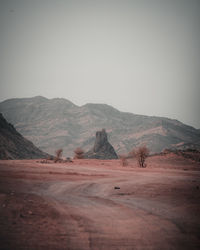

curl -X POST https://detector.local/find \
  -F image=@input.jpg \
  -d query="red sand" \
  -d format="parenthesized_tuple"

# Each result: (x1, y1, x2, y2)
(0, 156, 200, 250)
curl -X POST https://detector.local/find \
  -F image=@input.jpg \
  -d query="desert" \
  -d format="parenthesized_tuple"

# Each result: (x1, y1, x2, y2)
(1, 0, 200, 249)
(0, 154, 200, 250)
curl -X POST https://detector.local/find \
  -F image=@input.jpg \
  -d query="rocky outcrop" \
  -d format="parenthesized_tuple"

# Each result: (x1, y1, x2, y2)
(85, 129, 118, 159)
(0, 113, 48, 159)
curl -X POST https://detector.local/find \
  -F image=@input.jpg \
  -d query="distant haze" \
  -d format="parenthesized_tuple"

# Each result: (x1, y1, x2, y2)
(0, 0, 200, 128)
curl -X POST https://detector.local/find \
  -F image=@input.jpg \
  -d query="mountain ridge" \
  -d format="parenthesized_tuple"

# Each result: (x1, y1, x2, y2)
(0, 113, 48, 159)
(0, 96, 199, 156)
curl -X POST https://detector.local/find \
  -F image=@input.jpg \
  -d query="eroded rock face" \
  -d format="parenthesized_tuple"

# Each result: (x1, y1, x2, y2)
(0, 113, 48, 159)
(94, 129, 108, 152)
(85, 129, 118, 159)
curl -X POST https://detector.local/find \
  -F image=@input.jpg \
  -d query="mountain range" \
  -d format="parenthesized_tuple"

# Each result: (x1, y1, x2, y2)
(0, 96, 199, 157)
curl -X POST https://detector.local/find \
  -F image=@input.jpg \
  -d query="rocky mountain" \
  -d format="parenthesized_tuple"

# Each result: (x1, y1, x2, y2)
(0, 113, 48, 159)
(0, 96, 200, 156)
(85, 129, 118, 159)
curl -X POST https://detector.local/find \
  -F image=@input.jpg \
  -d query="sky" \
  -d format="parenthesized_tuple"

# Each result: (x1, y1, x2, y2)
(0, 0, 200, 128)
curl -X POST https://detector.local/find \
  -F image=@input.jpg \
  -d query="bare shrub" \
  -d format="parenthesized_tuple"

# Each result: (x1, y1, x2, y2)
(54, 148, 63, 163)
(135, 146, 149, 168)
(74, 147, 84, 159)
(119, 154, 128, 166)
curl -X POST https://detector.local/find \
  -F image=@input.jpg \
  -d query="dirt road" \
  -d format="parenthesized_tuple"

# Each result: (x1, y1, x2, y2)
(0, 157, 200, 249)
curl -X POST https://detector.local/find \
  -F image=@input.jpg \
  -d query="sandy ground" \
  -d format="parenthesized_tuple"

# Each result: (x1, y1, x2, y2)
(0, 155, 200, 250)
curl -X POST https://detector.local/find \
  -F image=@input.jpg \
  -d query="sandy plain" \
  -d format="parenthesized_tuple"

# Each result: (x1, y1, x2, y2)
(0, 155, 200, 250)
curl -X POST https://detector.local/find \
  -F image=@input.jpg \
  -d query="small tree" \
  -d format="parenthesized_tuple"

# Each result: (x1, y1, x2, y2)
(74, 147, 84, 159)
(135, 146, 149, 168)
(54, 148, 63, 163)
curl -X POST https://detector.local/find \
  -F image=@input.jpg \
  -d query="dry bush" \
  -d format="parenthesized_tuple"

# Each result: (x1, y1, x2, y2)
(119, 154, 128, 166)
(74, 147, 84, 159)
(135, 146, 149, 168)
(54, 148, 63, 163)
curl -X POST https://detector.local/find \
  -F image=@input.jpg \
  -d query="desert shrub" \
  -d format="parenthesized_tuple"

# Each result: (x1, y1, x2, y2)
(119, 154, 128, 166)
(135, 146, 149, 168)
(74, 147, 84, 159)
(54, 148, 63, 163)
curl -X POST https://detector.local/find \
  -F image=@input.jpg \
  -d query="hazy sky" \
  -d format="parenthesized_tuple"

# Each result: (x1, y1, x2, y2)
(0, 0, 200, 128)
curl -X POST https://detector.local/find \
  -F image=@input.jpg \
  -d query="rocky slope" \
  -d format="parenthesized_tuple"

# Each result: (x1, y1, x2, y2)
(0, 113, 48, 159)
(0, 96, 200, 156)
